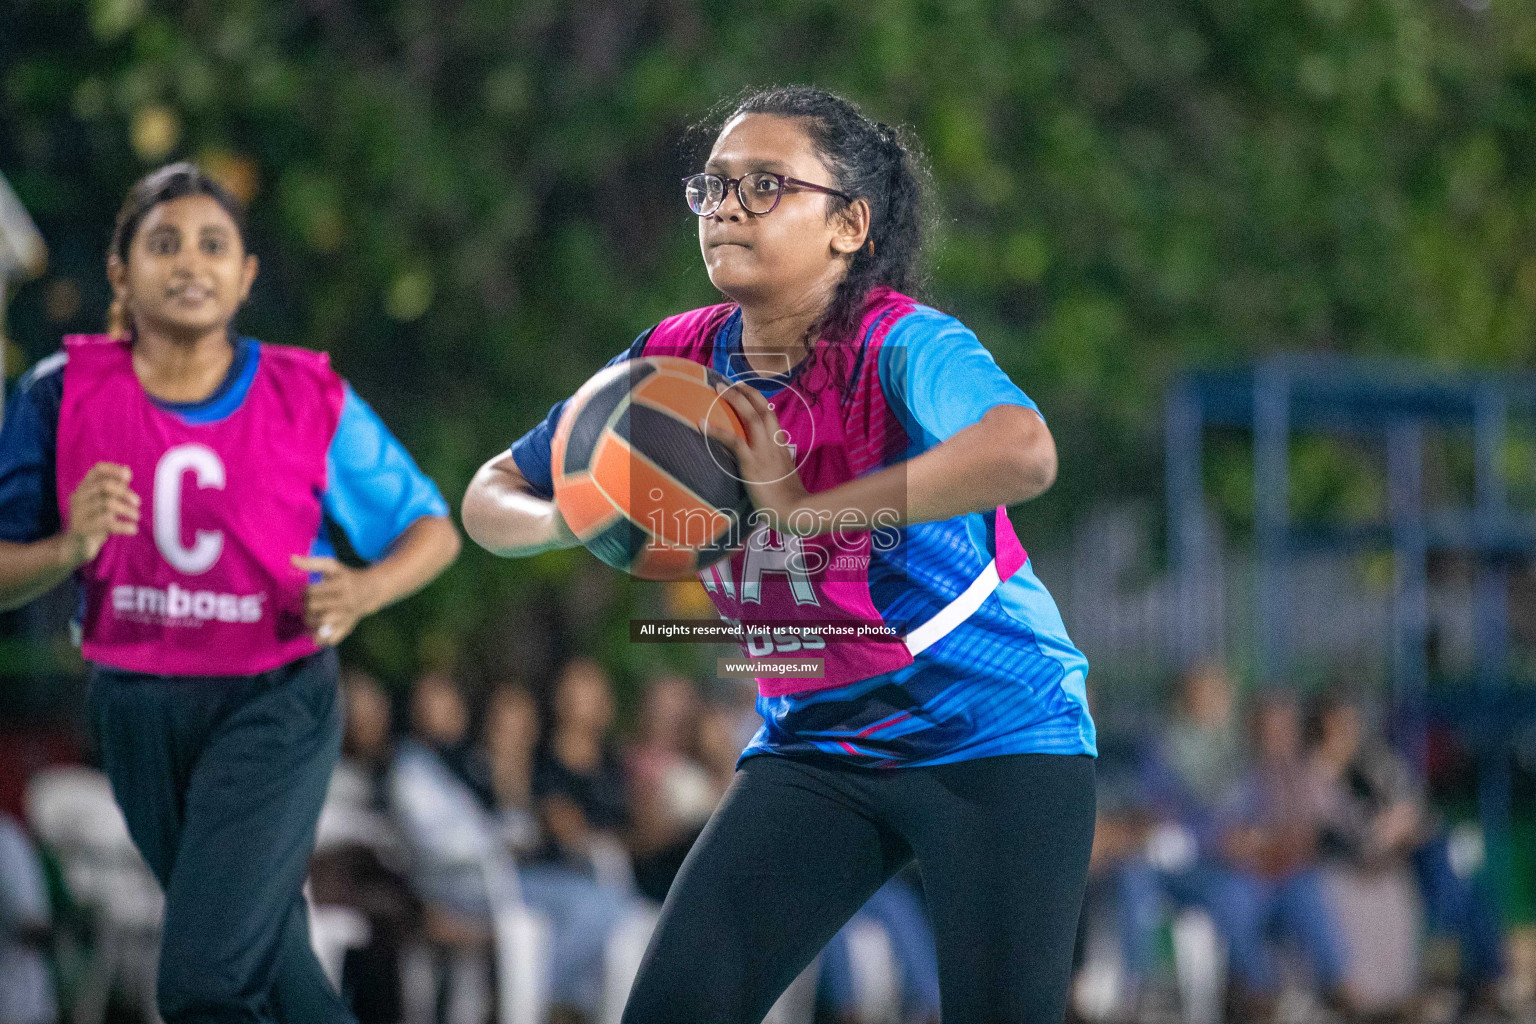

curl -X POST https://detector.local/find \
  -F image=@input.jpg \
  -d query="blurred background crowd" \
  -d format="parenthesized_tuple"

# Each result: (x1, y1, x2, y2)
(3, 656, 1532, 1024)
(5, 0, 1536, 1021)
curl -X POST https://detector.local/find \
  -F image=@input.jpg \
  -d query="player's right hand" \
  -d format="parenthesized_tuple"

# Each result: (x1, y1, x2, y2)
(63, 462, 140, 565)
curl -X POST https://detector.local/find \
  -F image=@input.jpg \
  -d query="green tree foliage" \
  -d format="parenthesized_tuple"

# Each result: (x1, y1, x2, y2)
(4, 0, 1535, 679)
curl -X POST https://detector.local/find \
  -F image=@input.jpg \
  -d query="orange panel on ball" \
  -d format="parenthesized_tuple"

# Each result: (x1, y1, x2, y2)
(554, 474, 621, 539)
(589, 434, 635, 515)
(642, 355, 711, 381)
(633, 374, 747, 439)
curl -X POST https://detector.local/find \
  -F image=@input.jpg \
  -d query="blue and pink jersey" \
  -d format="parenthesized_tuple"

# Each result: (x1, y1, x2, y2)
(512, 289, 1095, 767)
(0, 335, 449, 677)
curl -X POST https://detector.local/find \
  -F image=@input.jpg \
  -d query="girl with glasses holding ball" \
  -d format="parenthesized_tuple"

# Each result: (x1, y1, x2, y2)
(463, 86, 1095, 1024)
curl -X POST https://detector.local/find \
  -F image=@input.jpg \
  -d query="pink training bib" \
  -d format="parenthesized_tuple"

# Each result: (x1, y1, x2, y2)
(55, 335, 344, 676)
(643, 287, 1028, 697)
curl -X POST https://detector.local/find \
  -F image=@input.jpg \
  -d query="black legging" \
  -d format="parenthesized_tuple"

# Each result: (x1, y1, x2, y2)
(621, 751, 1096, 1024)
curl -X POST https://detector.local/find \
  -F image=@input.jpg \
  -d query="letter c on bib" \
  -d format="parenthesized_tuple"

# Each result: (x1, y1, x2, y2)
(153, 444, 225, 574)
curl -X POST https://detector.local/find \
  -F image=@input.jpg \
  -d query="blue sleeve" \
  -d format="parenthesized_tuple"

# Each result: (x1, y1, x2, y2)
(508, 329, 651, 500)
(876, 307, 1039, 455)
(321, 383, 450, 562)
(1217, 776, 1264, 830)
(0, 815, 50, 930)
(0, 352, 66, 543)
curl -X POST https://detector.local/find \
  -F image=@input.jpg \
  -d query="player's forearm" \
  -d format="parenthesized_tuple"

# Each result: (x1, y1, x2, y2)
(0, 534, 85, 611)
(786, 405, 1056, 535)
(355, 515, 461, 614)
(907, 405, 1056, 517)
(462, 454, 581, 557)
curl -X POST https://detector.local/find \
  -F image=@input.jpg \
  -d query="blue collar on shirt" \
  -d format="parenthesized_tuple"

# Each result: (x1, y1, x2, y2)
(711, 306, 892, 403)
(712, 310, 794, 395)
(152, 336, 261, 424)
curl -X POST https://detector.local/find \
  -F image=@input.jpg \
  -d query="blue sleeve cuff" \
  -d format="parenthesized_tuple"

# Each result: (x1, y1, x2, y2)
(508, 399, 564, 501)
(506, 331, 651, 501)
(322, 384, 450, 562)
(0, 352, 66, 543)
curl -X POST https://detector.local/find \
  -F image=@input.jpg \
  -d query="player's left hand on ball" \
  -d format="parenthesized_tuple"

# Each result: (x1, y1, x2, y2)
(292, 555, 376, 646)
(699, 381, 810, 532)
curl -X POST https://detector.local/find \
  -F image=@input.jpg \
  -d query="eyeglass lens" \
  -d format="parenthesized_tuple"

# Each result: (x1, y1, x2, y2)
(685, 173, 783, 216)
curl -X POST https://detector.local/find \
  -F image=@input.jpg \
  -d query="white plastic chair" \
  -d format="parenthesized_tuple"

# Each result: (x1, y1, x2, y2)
(841, 917, 902, 1024)
(598, 902, 660, 1024)
(308, 901, 372, 988)
(1172, 908, 1226, 1024)
(1319, 863, 1422, 1013)
(387, 746, 551, 1024)
(25, 766, 164, 1024)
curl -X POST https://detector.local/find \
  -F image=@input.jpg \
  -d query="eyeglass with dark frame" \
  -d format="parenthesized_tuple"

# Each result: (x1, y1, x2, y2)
(682, 171, 852, 217)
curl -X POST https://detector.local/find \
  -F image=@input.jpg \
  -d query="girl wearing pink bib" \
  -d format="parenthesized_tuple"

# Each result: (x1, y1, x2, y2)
(55, 333, 344, 675)
(465, 89, 1095, 1024)
(0, 164, 460, 1024)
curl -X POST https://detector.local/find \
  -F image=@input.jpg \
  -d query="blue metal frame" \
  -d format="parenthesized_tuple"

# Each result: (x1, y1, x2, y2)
(1166, 353, 1536, 896)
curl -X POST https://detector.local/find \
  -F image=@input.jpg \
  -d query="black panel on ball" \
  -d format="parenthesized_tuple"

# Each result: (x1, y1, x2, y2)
(563, 361, 656, 476)
(614, 402, 750, 513)
(583, 515, 650, 571)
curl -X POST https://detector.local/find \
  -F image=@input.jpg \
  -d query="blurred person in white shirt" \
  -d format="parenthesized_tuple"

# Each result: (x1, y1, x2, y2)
(0, 812, 55, 1024)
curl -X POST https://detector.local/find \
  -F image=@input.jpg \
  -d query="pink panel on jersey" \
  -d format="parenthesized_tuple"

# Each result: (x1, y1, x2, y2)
(54, 335, 344, 676)
(644, 287, 921, 697)
(994, 506, 1028, 581)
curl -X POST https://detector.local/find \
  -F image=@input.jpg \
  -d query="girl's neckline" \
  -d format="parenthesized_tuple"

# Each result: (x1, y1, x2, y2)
(719, 308, 809, 393)
(128, 333, 254, 412)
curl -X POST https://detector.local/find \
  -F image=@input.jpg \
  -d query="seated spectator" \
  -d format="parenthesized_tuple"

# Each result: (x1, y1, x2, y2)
(482, 678, 645, 1022)
(1114, 662, 1248, 1009)
(697, 695, 749, 797)
(391, 671, 638, 1023)
(311, 667, 418, 1024)
(625, 673, 715, 900)
(533, 658, 634, 888)
(327, 666, 398, 815)
(1309, 694, 1505, 1008)
(390, 671, 500, 925)
(0, 812, 56, 1024)
(716, 677, 767, 753)
(1209, 690, 1348, 1017)
(819, 868, 941, 1024)
(1073, 695, 1157, 1020)
(483, 683, 542, 858)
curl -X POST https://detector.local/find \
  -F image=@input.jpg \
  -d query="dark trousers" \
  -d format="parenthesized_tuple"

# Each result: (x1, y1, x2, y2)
(1412, 835, 1506, 989)
(87, 649, 355, 1024)
(620, 751, 1097, 1024)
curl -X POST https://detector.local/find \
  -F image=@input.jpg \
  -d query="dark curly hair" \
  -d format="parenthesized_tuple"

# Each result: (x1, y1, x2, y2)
(695, 86, 935, 395)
